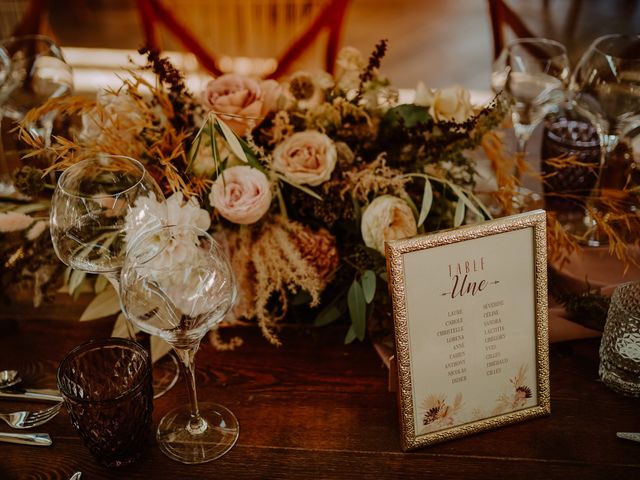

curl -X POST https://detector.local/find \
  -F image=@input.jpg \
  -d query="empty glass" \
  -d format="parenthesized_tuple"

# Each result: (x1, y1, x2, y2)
(57, 338, 154, 467)
(49, 154, 179, 398)
(571, 34, 640, 245)
(0, 35, 73, 195)
(120, 224, 238, 464)
(49, 154, 165, 275)
(599, 281, 640, 396)
(504, 38, 570, 159)
(494, 38, 570, 211)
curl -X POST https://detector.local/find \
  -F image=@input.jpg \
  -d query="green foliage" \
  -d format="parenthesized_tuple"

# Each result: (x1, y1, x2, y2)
(347, 279, 367, 342)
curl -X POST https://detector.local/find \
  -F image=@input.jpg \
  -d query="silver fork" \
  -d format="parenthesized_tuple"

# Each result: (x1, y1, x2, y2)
(0, 402, 62, 429)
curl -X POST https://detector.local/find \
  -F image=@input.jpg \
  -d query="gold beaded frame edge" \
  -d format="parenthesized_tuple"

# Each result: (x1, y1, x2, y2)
(385, 210, 550, 452)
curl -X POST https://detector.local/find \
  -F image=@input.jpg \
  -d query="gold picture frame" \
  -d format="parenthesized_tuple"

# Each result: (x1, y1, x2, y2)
(386, 210, 550, 451)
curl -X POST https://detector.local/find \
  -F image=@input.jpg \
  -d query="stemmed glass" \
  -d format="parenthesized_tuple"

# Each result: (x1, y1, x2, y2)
(571, 34, 640, 245)
(504, 38, 570, 158)
(492, 38, 569, 212)
(0, 35, 73, 195)
(49, 154, 179, 398)
(0, 35, 72, 138)
(0, 44, 10, 191)
(119, 224, 239, 464)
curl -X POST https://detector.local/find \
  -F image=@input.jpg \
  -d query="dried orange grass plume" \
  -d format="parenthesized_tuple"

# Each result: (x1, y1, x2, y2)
(481, 130, 519, 214)
(226, 216, 339, 345)
(19, 72, 196, 199)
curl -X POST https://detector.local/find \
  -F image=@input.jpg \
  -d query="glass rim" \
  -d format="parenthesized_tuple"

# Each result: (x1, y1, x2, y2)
(0, 34, 64, 59)
(610, 280, 640, 320)
(56, 154, 147, 200)
(57, 337, 151, 405)
(0, 34, 59, 47)
(506, 37, 568, 58)
(591, 33, 640, 60)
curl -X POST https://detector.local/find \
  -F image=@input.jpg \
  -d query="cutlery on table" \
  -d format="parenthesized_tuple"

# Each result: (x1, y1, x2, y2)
(0, 432, 52, 446)
(0, 388, 63, 403)
(617, 432, 640, 443)
(0, 370, 21, 388)
(0, 369, 63, 402)
(0, 402, 62, 429)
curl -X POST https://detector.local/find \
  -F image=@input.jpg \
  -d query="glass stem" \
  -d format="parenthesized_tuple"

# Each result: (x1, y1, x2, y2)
(176, 345, 208, 435)
(512, 124, 533, 183)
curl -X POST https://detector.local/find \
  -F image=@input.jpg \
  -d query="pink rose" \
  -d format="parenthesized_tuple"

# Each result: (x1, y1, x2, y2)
(209, 165, 272, 224)
(273, 130, 337, 186)
(202, 74, 280, 136)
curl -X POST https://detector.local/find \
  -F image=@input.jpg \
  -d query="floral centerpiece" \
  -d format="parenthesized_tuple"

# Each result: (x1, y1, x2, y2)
(2, 41, 512, 347)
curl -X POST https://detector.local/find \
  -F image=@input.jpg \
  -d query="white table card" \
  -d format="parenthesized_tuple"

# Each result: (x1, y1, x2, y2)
(386, 211, 550, 451)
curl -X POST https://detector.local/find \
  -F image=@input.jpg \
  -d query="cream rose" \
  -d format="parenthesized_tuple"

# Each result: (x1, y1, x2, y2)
(414, 84, 474, 123)
(209, 165, 272, 224)
(202, 74, 280, 136)
(361, 195, 418, 254)
(273, 131, 337, 186)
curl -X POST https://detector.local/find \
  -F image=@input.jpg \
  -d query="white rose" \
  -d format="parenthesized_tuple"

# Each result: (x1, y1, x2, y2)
(124, 191, 210, 248)
(166, 192, 211, 231)
(414, 84, 474, 123)
(209, 165, 272, 224)
(273, 130, 337, 186)
(361, 195, 417, 254)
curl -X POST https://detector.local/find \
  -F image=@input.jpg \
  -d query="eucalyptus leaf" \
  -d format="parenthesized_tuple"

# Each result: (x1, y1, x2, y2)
(450, 184, 482, 218)
(68, 269, 86, 297)
(361, 270, 377, 304)
(111, 313, 134, 339)
(215, 116, 248, 163)
(417, 178, 433, 227)
(347, 280, 366, 341)
(186, 129, 202, 171)
(315, 304, 342, 326)
(79, 287, 120, 321)
(209, 122, 220, 176)
(344, 325, 357, 344)
(63, 266, 72, 286)
(454, 197, 465, 227)
(94, 274, 109, 294)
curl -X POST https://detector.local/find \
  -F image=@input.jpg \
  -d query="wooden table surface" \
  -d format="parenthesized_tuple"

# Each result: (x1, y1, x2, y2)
(0, 304, 639, 480)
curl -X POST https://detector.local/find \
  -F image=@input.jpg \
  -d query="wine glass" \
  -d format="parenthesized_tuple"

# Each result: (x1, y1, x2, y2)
(49, 154, 180, 398)
(0, 35, 73, 196)
(571, 34, 640, 245)
(119, 224, 239, 464)
(0, 34, 73, 142)
(0, 42, 11, 193)
(504, 38, 570, 158)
